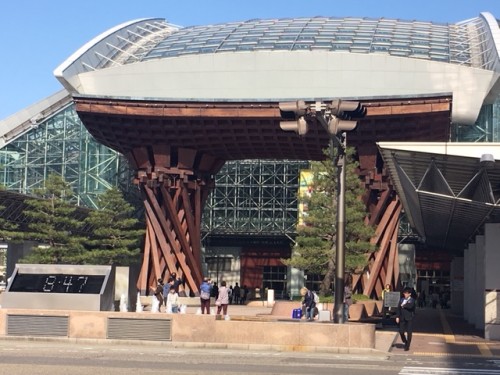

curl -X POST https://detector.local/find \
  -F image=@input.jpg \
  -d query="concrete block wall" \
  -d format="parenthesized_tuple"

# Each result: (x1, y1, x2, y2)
(0, 308, 376, 350)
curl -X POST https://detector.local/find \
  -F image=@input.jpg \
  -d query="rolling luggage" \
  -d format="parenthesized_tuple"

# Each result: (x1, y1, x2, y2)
(292, 308, 302, 319)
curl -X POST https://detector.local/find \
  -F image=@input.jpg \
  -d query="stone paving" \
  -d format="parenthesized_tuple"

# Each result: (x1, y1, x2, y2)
(180, 300, 500, 357)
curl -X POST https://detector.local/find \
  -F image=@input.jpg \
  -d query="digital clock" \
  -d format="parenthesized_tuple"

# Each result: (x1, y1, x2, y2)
(3, 264, 115, 311)
(9, 273, 105, 294)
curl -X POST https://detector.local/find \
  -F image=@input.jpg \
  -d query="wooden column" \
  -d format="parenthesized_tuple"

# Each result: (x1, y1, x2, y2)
(127, 146, 223, 296)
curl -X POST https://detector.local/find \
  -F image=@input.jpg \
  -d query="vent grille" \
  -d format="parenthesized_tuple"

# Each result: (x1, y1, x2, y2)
(107, 317, 172, 341)
(7, 315, 68, 337)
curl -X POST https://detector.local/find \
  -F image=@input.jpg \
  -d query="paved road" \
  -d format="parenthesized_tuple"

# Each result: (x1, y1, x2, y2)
(2, 338, 500, 375)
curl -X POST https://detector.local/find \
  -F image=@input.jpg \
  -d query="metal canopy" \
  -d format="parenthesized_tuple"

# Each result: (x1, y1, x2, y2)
(378, 142, 500, 252)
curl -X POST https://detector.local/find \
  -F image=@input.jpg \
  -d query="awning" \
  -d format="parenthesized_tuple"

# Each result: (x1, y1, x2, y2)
(378, 142, 500, 252)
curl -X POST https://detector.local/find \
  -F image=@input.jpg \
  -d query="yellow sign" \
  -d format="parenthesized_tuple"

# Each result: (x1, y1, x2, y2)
(298, 170, 314, 226)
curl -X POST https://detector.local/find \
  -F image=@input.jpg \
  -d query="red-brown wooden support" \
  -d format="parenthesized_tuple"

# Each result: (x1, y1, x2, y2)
(127, 146, 223, 296)
(356, 194, 402, 298)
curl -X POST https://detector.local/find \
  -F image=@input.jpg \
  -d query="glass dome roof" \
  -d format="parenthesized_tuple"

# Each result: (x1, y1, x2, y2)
(142, 16, 490, 68)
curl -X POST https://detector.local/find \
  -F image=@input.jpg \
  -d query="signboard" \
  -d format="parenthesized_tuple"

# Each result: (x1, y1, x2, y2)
(3, 264, 115, 311)
(384, 291, 401, 308)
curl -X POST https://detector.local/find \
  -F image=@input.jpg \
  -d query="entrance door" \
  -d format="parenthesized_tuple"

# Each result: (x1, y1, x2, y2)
(262, 266, 287, 299)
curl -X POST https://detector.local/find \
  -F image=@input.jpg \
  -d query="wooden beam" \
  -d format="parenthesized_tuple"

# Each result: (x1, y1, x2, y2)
(142, 186, 199, 292)
(143, 192, 198, 293)
(363, 202, 400, 296)
(160, 185, 203, 286)
(371, 197, 399, 245)
(385, 218, 400, 288)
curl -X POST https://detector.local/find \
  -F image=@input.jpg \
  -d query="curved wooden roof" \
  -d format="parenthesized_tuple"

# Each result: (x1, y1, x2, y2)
(74, 95, 451, 164)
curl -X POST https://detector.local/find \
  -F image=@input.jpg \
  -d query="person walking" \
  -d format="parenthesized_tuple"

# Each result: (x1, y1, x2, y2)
(396, 287, 416, 351)
(199, 277, 212, 314)
(215, 280, 230, 316)
(233, 283, 241, 305)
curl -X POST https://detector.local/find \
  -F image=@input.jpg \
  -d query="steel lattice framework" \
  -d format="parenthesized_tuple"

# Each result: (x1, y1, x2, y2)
(0, 105, 132, 209)
(203, 160, 308, 237)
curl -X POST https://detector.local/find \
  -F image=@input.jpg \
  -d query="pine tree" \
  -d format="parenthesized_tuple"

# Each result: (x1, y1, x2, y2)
(21, 174, 86, 264)
(84, 187, 144, 265)
(0, 187, 22, 241)
(283, 146, 374, 295)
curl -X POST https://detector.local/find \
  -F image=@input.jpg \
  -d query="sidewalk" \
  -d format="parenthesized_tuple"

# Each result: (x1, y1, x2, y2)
(183, 301, 500, 357)
(385, 306, 500, 357)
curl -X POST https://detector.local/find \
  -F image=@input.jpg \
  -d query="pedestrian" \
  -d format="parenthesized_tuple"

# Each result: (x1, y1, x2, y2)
(382, 284, 391, 300)
(300, 286, 316, 321)
(241, 285, 248, 304)
(150, 278, 164, 311)
(166, 286, 180, 313)
(232, 282, 241, 304)
(199, 277, 212, 314)
(341, 274, 353, 322)
(170, 272, 183, 295)
(343, 284, 353, 322)
(419, 290, 426, 308)
(215, 280, 230, 316)
(431, 290, 439, 309)
(162, 278, 172, 308)
(381, 284, 391, 317)
(396, 287, 416, 351)
(211, 282, 219, 299)
(228, 285, 233, 304)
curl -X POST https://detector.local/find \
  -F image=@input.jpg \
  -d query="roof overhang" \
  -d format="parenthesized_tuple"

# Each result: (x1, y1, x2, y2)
(67, 51, 498, 125)
(378, 142, 500, 252)
(73, 95, 452, 163)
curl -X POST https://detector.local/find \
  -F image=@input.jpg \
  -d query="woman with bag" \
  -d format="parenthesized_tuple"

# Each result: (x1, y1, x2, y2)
(199, 277, 212, 314)
(215, 280, 230, 316)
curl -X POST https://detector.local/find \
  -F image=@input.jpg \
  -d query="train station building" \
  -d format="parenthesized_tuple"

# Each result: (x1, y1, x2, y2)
(1, 12, 500, 337)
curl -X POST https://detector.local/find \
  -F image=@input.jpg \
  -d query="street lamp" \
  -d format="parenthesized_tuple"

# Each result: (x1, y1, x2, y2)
(278, 99, 366, 323)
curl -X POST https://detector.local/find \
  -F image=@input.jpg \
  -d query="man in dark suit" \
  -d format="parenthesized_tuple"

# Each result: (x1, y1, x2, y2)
(396, 287, 416, 351)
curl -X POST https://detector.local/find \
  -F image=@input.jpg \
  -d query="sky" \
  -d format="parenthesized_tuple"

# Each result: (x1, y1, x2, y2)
(1, 0, 500, 120)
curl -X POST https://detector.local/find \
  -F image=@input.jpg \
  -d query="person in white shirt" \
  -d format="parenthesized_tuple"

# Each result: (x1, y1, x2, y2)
(166, 287, 179, 313)
(215, 281, 230, 316)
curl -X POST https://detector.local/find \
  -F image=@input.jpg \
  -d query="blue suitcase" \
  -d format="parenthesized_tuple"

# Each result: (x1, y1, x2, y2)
(292, 308, 302, 319)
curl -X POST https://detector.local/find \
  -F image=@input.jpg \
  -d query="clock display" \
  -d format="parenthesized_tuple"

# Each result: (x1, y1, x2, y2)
(9, 273, 105, 294)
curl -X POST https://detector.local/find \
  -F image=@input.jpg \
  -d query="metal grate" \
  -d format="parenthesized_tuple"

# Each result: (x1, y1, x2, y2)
(7, 315, 69, 337)
(107, 317, 172, 341)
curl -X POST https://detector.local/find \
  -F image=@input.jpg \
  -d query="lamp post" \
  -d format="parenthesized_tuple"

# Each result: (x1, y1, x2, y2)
(278, 99, 366, 324)
(333, 134, 346, 323)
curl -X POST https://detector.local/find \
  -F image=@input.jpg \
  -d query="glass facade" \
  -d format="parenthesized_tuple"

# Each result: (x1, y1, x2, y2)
(0, 105, 132, 209)
(452, 100, 500, 142)
(203, 159, 307, 237)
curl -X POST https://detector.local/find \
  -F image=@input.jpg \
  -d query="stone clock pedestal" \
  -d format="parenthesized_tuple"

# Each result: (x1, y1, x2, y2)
(2, 264, 115, 311)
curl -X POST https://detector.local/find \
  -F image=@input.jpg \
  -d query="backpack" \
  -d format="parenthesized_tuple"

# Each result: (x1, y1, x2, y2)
(312, 291, 319, 304)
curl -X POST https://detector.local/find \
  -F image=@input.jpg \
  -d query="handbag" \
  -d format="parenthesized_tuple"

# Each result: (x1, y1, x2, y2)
(200, 291, 210, 300)
(215, 300, 221, 306)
